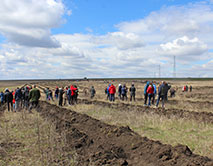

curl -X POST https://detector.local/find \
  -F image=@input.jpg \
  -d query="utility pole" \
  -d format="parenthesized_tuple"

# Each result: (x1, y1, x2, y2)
(173, 56, 176, 78)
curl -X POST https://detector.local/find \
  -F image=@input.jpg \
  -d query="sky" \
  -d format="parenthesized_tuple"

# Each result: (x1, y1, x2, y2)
(0, 0, 213, 79)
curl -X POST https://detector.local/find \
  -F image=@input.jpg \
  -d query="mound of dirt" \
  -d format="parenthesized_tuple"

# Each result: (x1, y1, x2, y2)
(39, 101, 213, 166)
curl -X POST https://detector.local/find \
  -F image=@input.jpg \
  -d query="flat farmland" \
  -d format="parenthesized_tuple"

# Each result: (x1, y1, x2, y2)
(0, 79, 213, 165)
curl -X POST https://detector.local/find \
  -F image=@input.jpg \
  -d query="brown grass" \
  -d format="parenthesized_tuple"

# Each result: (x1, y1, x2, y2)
(0, 109, 77, 166)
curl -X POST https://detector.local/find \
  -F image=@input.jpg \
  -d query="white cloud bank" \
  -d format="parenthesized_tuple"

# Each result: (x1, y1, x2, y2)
(159, 36, 208, 57)
(0, 0, 65, 48)
(0, 0, 213, 79)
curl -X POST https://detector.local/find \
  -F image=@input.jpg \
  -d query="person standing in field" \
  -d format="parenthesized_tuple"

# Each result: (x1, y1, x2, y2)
(156, 81, 166, 108)
(73, 85, 79, 104)
(0, 91, 4, 105)
(59, 87, 64, 106)
(108, 84, 116, 102)
(118, 84, 122, 99)
(12, 90, 16, 111)
(67, 87, 72, 105)
(15, 87, 22, 111)
(44, 87, 49, 100)
(186, 85, 188, 92)
(152, 82, 157, 104)
(49, 89, 54, 101)
(55, 87, 59, 100)
(121, 84, 127, 101)
(64, 86, 68, 105)
(106, 84, 111, 101)
(23, 86, 30, 109)
(4, 88, 13, 112)
(90, 86, 96, 99)
(129, 83, 136, 101)
(147, 83, 154, 106)
(144, 81, 150, 106)
(70, 85, 78, 104)
(29, 85, 41, 112)
(189, 85, 192, 92)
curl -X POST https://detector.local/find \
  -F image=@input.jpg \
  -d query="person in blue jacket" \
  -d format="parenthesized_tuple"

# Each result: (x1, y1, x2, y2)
(0, 91, 4, 105)
(152, 82, 157, 105)
(106, 84, 111, 101)
(144, 81, 150, 106)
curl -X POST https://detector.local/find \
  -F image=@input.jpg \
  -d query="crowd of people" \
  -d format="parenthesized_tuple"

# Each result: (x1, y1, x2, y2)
(0, 85, 40, 112)
(102, 81, 173, 108)
(52, 85, 79, 106)
(0, 80, 183, 111)
(182, 85, 192, 92)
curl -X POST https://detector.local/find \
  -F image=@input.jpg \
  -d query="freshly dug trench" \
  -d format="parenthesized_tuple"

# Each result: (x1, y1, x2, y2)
(39, 101, 213, 166)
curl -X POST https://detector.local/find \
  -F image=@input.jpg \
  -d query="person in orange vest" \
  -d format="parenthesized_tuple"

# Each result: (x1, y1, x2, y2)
(108, 84, 116, 102)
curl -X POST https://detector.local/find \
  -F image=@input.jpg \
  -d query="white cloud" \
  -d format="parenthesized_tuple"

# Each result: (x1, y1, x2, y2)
(116, 1, 213, 42)
(159, 36, 208, 57)
(94, 32, 145, 50)
(1, 1, 213, 79)
(0, 0, 65, 48)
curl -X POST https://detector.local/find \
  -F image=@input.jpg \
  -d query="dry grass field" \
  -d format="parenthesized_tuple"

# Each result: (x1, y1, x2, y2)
(0, 79, 213, 165)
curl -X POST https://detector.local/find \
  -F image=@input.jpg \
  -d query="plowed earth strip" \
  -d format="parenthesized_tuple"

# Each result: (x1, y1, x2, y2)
(39, 101, 213, 166)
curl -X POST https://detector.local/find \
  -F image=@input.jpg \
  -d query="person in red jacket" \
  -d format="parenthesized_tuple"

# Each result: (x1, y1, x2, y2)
(147, 83, 154, 106)
(108, 84, 116, 102)
(12, 90, 16, 112)
(70, 85, 77, 104)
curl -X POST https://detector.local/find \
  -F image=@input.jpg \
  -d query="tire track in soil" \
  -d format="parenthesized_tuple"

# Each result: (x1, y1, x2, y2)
(39, 101, 213, 166)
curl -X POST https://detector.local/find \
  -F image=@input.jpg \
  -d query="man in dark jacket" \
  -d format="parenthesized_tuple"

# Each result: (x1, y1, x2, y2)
(15, 87, 22, 111)
(23, 87, 30, 109)
(29, 85, 41, 111)
(129, 84, 136, 101)
(90, 86, 96, 99)
(55, 87, 59, 100)
(4, 89, 13, 112)
(59, 87, 64, 106)
(118, 84, 122, 99)
(121, 85, 127, 101)
(156, 81, 166, 108)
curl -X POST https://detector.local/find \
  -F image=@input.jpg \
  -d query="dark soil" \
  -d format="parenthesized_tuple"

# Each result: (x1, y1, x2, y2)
(39, 101, 213, 166)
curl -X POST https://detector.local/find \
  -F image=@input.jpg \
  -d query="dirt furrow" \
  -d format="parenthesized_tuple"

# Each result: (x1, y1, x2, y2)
(39, 101, 213, 166)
